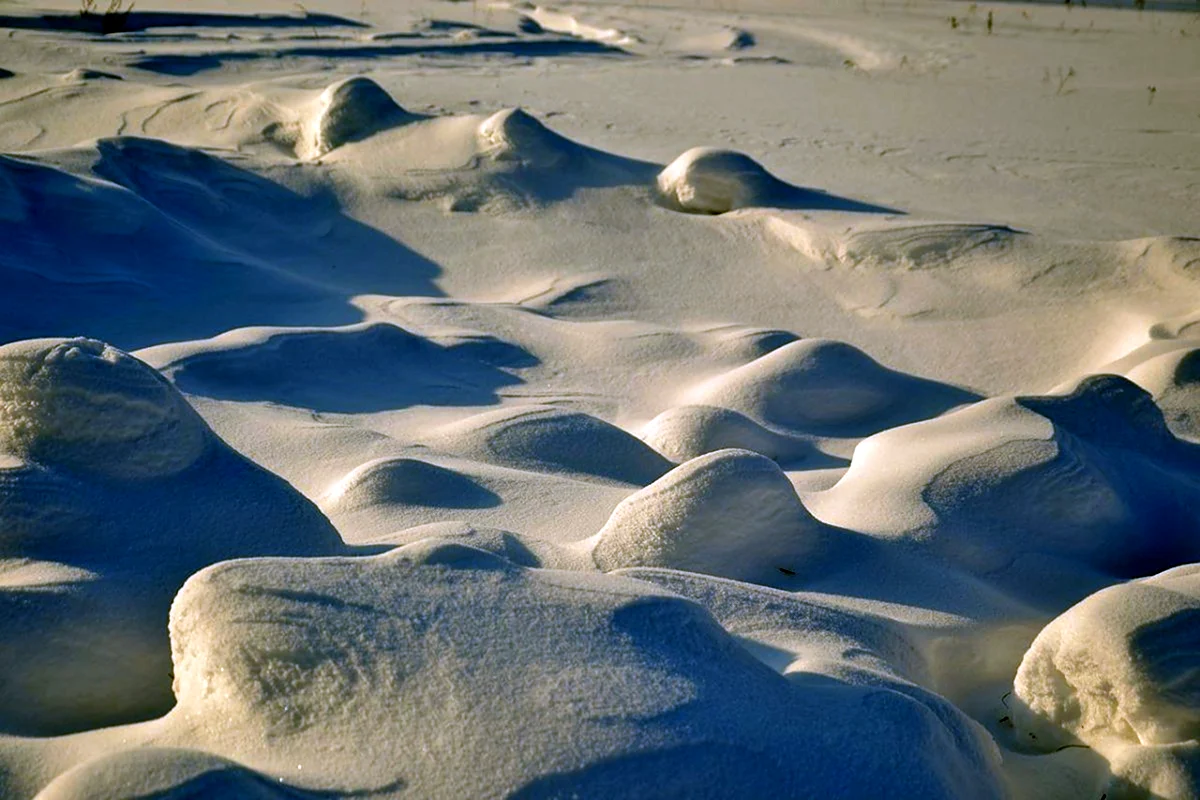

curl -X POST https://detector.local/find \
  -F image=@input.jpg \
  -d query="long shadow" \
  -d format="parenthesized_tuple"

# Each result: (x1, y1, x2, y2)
(778, 185, 902, 214)
(0, 137, 442, 350)
(131, 38, 631, 76)
(163, 323, 536, 414)
(657, 183, 900, 215)
(0, 11, 365, 35)
(470, 132, 897, 214)
(510, 743, 786, 799)
(654, 160, 901, 216)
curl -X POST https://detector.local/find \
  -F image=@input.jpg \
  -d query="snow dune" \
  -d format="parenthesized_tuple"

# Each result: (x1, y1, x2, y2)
(0, 0, 1199, 797)
(0, 338, 342, 737)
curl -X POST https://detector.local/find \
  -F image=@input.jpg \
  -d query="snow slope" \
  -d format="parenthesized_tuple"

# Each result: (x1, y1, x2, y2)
(0, 0, 1198, 797)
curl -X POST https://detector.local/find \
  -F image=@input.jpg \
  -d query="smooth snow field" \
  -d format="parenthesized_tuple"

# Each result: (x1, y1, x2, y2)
(1, 0, 1199, 797)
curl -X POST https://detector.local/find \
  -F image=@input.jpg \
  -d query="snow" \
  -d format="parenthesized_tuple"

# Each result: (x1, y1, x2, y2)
(591, 448, 832, 584)
(0, 341, 342, 737)
(655, 147, 783, 214)
(156, 543, 1004, 798)
(307, 75, 415, 158)
(0, 338, 208, 480)
(0, 0, 1198, 797)
(1011, 566, 1200, 798)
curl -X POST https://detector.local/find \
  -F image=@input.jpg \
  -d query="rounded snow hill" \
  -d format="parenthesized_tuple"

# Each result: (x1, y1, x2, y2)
(656, 147, 788, 214)
(0, 338, 342, 735)
(0, 338, 208, 481)
(317, 101, 657, 212)
(640, 404, 816, 464)
(476, 107, 576, 167)
(688, 338, 978, 437)
(321, 456, 501, 512)
(773, 218, 1025, 272)
(305, 76, 414, 158)
(1128, 347, 1200, 440)
(1011, 566, 1200, 799)
(376, 521, 544, 568)
(674, 26, 756, 53)
(591, 448, 833, 585)
(429, 405, 673, 485)
(817, 375, 1200, 600)
(470, 106, 657, 208)
(0, 136, 444, 348)
(1013, 565, 1200, 751)
(136, 542, 1005, 799)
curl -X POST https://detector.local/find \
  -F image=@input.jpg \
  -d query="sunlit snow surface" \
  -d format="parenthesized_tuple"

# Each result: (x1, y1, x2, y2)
(1, 1, 1199, 797)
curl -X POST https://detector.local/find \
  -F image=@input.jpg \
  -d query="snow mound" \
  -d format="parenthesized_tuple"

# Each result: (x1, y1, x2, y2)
(1149, 306, 1200, 346)
(640, 404, 815, 463)
(0, 338, 208, 480)
(689, 338, 977, 436)
(702, 27, 756, 51)
(320, 104, 655, 212)
(0, 338, 342, 735)
(1130, 347, 1200, 439)
(656, 147, 788, 214)
(157, 545, 1002, 798)
(431, 405, 672, 484)
(1012, 565, 1200, 753)
(818, 376, 1200, 596)
(379, 521, 543, 567)
(591, 449, 831, 584)
(620, 567, 930, 682)
(322, 456, 500, 512)
(306, 76, 412, 158)
(477, 107, 573, 167)
(1019, 373, 1179, 452)
(838, 222, 1022, 270)
(668, 26, 757, 55)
